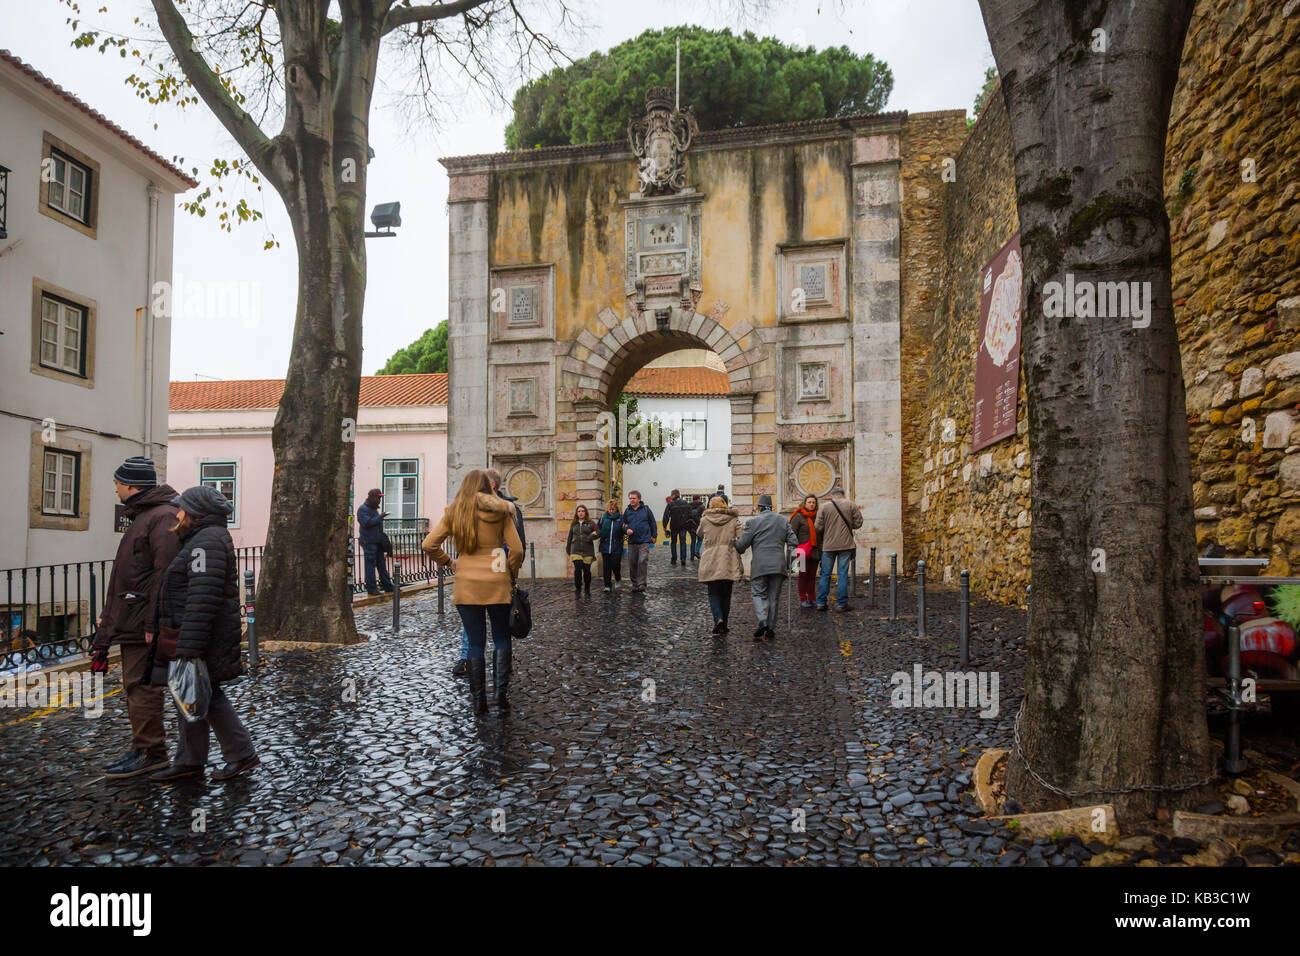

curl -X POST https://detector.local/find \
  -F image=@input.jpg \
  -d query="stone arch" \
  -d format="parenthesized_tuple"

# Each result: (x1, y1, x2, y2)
(554, 304, 771, 519)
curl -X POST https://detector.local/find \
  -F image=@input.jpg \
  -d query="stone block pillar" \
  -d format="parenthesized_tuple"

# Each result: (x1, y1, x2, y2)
(446, 175, 490, 503)
(729, 393, 756, 512)
(850, 136, 904, 558)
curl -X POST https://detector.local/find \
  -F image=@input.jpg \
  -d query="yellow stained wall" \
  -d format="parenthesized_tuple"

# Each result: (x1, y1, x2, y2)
(487, 137, 855, 358)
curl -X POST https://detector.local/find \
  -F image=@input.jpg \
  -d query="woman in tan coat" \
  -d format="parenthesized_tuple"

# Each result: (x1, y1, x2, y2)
(423, 469, 524, 713)
(697, 496, 743, 635)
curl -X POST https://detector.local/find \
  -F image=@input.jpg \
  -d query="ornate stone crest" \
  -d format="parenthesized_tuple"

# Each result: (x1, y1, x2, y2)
(628, 87, 698, 196)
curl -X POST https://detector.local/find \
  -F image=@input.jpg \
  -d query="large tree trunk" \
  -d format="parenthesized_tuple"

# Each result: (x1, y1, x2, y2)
(979, 0, 1213, 817)
(254, 6, 377, 644)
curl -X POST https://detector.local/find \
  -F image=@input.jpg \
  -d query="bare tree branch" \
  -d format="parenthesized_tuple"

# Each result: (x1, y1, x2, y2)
(382, 0, 496, 35)
(149, 0, 281, 184)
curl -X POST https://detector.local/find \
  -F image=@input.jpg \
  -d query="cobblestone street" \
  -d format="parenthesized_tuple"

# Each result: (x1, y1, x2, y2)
(0, 556, 1050, 866)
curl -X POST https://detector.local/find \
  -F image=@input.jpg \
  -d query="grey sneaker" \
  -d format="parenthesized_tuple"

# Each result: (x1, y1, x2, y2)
(105, 751, 170, 780)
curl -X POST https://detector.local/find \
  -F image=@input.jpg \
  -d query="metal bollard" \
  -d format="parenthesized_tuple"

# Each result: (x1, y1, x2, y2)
(917, 560, 926, 639)
(392, 558, 402, 632)
(1224, 620, 1247, 775)
(244, 568, 258, 669)
(530, 541, 536, 582)
(958, 570, 970, 665)
(869, 547, 877, 607)
(1026, 584, 1032, 627)
(889, 553, 898, 622)
(437, 562, 445, 615)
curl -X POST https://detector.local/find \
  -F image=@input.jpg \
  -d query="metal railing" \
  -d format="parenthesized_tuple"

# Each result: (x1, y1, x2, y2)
(3, 560, 113, 670)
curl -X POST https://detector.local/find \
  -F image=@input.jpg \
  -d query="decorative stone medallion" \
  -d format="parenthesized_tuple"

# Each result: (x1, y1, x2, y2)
(627, 86, 698, 196)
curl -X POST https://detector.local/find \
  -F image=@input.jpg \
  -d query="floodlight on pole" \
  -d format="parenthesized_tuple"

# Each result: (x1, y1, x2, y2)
(365, 201, 401, 238)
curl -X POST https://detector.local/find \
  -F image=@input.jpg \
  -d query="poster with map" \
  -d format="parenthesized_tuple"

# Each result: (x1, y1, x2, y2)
(973, 232, 1023, 451)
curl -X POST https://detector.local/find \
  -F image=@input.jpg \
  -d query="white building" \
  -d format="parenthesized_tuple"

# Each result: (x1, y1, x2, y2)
(0, 50, 194, 637)
(621, 353, 733, 505)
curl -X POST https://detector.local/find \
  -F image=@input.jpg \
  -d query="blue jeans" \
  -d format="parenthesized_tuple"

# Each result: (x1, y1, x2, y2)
(459, 627, 469, 660)
(817, 550, 853, 608)
(671, 530, 689, 562)
(689, 532, 702, 558)
(362, 543, 393, 593)
(455, 603, 512, 660)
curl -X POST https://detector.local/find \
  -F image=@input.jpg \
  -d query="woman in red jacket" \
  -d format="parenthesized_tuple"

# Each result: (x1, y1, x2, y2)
(788, 495, 821, 608)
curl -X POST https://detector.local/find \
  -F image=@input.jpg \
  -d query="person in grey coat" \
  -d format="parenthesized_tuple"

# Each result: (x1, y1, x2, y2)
(735, 494, 798, 641)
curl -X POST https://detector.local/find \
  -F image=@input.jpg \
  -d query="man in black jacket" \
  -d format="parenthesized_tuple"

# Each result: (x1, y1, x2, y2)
(663, 490, 695, 566)
(688, 494, 705, 561)
(94, 458, 179, 780)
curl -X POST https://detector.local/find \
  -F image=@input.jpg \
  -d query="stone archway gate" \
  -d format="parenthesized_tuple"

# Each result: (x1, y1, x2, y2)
(441, 91, 910, 577)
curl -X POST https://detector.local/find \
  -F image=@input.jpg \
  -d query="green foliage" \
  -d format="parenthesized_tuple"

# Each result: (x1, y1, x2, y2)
(969, 66, 998, 129)
(610, 394, 679, 466)
(378, 322, 448, 375)
(505, 26, 892, 149)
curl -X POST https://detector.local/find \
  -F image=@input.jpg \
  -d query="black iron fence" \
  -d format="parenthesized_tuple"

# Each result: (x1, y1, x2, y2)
(3, 560, 113, 670)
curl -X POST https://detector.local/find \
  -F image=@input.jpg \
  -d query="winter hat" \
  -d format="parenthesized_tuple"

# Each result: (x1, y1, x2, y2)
(171, 485, 233, 519)
(114, 457, 157, 487)
(757, 494, 773, 510)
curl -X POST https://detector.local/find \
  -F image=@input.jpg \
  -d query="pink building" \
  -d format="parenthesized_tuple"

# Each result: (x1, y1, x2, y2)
(167, 374, 448, 548)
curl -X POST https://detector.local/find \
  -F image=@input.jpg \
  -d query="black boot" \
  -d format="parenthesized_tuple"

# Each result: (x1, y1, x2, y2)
(493, 648, 513, 710)
(467, 658, 488, 714)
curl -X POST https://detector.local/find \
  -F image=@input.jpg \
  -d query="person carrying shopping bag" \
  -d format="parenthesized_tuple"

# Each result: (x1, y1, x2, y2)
(148, 486, 258, 784)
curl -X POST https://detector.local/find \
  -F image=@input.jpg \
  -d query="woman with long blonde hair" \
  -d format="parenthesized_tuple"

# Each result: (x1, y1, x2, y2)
(423, 469, 524, 713)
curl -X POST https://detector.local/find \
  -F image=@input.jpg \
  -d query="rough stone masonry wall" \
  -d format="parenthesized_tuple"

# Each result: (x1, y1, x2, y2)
(1169, 0, 1300, 573)
(904, 0, 1300, 600)
(904, 94, 1026, 604)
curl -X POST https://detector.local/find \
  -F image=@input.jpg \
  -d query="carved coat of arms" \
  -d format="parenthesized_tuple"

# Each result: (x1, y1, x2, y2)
(628, 86, 698, 196)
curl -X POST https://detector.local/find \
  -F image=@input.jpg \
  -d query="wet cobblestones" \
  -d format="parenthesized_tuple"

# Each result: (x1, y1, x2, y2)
(0, 558, 1215, 866)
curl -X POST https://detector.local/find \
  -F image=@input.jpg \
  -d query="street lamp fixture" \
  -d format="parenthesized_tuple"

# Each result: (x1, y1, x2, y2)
(366, 201, 400, 238)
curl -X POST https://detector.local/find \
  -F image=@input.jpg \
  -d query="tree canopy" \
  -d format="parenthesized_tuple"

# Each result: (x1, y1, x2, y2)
(378, 323, 448, 375)
(505, 25, 893, 149)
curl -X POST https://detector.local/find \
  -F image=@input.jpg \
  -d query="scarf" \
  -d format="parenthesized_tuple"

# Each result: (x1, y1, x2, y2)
(795, 507, 817, 548)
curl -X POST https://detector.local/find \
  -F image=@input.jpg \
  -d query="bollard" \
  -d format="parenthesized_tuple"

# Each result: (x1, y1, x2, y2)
(1224, 620, 1247, 775)
(437, 562, 445, 615)
(530, 541, 536, 582)
(392, 558, 402, 633)
(889, 553, 898, 622)
(958, 570, 970, 665)
(1026, 584, 1032, 627)
(244, 569, 258, 669)
(89, 566, 98, 636)
(868, 547, 877, 607)
(917, 560, 926, 639)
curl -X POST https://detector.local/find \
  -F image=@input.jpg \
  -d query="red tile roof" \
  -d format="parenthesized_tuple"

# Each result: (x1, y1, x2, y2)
(0, 49, 199, 189)
(624, 367, 728, 397)
(170, 373, 448, 410)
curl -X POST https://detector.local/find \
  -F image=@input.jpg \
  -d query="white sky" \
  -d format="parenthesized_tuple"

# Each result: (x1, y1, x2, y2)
(0, 0, 993, 380)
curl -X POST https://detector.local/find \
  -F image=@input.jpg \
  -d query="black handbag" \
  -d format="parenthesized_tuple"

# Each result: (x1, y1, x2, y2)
(509, 577, 532, 639)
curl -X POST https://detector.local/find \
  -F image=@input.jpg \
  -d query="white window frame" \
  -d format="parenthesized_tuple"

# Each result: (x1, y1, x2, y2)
(39, 294, 86, 376)
(198, 459, 240, 527)
(381, 458, 421, 522)
(681, 418, 708, 452)
(41, 449, 79, 516)
(47, 150, 90, 223)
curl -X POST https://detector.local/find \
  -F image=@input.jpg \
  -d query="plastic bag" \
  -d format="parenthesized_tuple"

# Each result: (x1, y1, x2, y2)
(167, 658, 212, 723)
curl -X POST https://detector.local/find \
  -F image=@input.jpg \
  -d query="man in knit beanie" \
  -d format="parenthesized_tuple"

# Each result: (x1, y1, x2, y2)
(96, 457, 180, 779)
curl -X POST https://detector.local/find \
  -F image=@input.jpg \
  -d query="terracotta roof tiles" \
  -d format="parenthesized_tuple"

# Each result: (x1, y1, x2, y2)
(169, 373, 448, 410)
(624, 366, 728, 397)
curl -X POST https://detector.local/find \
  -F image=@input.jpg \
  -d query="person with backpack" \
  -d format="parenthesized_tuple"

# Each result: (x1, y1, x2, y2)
(735, 494, 798, 641)
(423, 469, 525, 713)
(597, 498, 626, 591)
(622, 491, 658, 591)
(788, 495, 821, 608)
(814, 486, 864, 612)
(148, 486, 258, 783)
(697, 495, 742, 634)
(567, 504, 598, 597)
(713, 484, 729, 505)
(664, 489, 696, 567)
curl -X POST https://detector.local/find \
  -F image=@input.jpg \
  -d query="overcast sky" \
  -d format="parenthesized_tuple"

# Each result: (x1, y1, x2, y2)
(1, 0, 993, 381)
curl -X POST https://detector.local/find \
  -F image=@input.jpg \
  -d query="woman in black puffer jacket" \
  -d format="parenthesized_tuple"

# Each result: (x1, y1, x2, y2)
(148, 486, 258, 784)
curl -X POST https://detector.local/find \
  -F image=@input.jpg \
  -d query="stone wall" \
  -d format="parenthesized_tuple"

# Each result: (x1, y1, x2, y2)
(1168, 0, 1300, 573)
(903, 92, 1027, 603)
(903, 0, 1300, 600)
